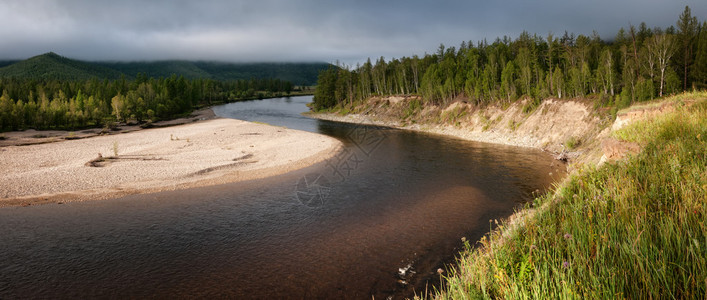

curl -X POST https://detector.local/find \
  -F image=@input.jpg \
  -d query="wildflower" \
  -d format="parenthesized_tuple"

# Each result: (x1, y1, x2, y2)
(437, 268, 445, 274)
(562, 261, 570, 268)
(461, 237, 466, 242)
(564, 233, 573, 240)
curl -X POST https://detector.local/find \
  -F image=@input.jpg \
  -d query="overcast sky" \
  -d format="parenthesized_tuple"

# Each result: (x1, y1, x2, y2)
(0, 0, 704, 64)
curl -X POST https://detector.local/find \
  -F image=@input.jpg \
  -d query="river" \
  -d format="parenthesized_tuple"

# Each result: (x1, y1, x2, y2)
(0, 95, 564, 299)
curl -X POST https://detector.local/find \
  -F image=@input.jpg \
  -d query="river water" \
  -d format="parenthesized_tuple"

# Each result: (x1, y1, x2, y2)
(0, 96, 564, 299)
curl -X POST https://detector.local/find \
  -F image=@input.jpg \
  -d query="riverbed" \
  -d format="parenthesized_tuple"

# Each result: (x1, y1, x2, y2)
(0, 96, 564, 299)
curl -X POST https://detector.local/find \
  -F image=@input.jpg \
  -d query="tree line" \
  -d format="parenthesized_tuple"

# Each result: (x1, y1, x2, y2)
(314, 6, 706, 110)
(0, 75, 294, 131)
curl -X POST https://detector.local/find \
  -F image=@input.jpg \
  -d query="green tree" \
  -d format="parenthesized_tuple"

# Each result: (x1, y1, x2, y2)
(645, 34, 676, 96)
(515, 47, 534, 97)
(111, 94, 125, 122)
(500, 61, 517, 101)
(312, 67, 338, 110)
(692, 21, 707, 89)
(552, 66, 564, 98)
(0, 91, 12, 130)
(636, 77, 655, 101)
(676, 5, 699, 91)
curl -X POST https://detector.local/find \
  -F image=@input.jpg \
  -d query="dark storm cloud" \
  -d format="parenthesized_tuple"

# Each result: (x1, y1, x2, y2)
(0, 0, 704, 63)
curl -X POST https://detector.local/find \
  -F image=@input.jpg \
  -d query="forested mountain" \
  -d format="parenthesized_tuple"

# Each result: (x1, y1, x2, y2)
(98, 61, 212, 80)
(0, 52, 124, 80)
(0, 53, 330, 85)
(0, 61, 18, 68)
(314, 6, 706, 110)
(101, 61, 330, 86)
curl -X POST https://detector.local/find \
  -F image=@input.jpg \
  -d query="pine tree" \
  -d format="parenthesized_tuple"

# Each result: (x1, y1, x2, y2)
(676, 5, 699, 91)
(312, 67, 338, 110)
(691, 22, 707, 89)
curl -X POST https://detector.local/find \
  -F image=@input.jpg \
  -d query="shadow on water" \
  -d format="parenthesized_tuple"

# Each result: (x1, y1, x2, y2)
(0, 96, 565, 299)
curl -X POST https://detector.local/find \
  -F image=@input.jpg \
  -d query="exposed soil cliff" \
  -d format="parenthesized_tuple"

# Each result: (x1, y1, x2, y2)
(309, 96, 614, 167)
(308, 95, 695, 170)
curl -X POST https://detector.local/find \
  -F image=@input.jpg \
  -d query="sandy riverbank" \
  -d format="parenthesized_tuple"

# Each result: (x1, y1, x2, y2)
(0, 117, 342, 207)
(306, 96, 609, 166)
(308, 112, 543, 149)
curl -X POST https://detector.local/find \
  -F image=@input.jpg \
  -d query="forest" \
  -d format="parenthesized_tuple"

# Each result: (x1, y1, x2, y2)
(314, 6, 706, 111)
(0, 76, 294, 131)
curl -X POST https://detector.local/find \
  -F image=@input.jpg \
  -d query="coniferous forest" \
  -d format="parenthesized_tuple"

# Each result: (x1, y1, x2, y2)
(0, 76, 295, 131)
(314, 6, 706, 110)
(0, 51, 333, 132)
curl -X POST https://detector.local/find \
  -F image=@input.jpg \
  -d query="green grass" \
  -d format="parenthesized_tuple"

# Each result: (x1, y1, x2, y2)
(443, 106, 468, 126)
(112, 141, 119, 157)
(508, 120, 520, 131)
(522, 97, 542, 114)
(563, 136, 580, 150)
(617, 91, 707, 115)
(434, 93, 707, 299)
(404, 98, 423, 119)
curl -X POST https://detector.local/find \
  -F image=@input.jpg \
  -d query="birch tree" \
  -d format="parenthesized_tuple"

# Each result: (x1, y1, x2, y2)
(646, 34, 676, 96)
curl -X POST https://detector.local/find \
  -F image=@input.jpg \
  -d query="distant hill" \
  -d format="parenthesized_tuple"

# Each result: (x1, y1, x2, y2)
(0, 52, 330, 85)
(0, 60, 18, 68)
(96, 61, 213, 80)
(194, 62, 331, 85)
(98, 61, 330, 86)
(0, 52, 124, 80)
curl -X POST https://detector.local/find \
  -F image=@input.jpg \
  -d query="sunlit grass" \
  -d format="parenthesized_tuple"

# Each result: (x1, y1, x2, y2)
(433, 92, 707, 299)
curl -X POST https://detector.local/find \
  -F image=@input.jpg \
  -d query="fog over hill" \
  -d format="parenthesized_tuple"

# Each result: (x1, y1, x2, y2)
(0, 52, 330, 85)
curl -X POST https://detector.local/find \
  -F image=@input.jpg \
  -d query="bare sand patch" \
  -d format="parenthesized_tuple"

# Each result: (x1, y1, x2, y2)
(0, 118, 342, 207)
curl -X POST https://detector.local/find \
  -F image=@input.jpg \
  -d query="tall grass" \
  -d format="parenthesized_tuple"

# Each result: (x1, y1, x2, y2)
(434, 94, 707, 299)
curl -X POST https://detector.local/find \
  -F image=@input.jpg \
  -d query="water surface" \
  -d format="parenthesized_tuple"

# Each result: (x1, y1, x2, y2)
(0, 96, 564, 299)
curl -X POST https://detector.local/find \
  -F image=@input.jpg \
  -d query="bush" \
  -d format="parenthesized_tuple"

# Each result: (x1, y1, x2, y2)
(522, 97, 542, 114)
(403, 99, 422, 119)
(563, 136, 580, 150)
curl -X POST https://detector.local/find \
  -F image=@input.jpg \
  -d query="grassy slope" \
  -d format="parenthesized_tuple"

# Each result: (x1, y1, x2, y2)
(434, 92, 707, 299)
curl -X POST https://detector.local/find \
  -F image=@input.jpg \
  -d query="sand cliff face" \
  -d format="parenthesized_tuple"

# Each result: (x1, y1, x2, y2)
(309, 96, 610, 166)
(310, 96, 688, 169)
(0, 118, 342, 206)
